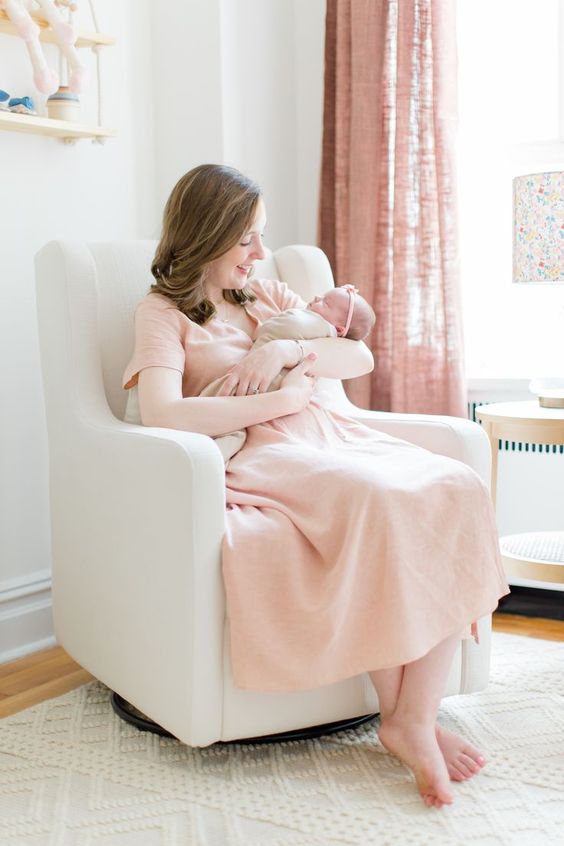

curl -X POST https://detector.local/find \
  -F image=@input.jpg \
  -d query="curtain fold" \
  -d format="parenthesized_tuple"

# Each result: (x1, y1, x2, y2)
(319, 0, 466, 416)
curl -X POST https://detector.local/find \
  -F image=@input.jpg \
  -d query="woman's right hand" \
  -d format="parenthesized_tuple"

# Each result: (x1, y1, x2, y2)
(279, 353, 318, 413)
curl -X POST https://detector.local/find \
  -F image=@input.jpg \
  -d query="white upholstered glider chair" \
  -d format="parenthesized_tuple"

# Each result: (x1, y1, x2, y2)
(35, 240, 493, 747)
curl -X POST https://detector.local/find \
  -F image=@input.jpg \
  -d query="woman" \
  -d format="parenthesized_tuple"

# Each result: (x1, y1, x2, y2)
(123, 164, 509, 809)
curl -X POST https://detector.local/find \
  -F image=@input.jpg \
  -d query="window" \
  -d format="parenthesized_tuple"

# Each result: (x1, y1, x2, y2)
(457, 0, 564, 378)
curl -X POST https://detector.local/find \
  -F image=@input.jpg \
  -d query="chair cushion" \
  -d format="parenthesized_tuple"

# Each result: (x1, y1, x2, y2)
(123, 385, 142, 424)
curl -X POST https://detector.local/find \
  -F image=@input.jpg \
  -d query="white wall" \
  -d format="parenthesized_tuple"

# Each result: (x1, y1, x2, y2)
(0, 0, 158, 661)
(294, 0, 326, 244)
(150, 0, 326, 250)
(457, 0, 564, 379)
(221, 0, 299, 247)
(150, 0, 225, 214)
(0, 0, 327, 662)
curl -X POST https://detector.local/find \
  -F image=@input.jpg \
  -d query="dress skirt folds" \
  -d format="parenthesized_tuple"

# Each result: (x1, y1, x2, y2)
(123, 279, 509, 693)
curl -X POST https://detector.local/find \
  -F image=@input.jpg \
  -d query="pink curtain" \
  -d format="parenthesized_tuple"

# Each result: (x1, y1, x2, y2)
(319, 0, 466, 416)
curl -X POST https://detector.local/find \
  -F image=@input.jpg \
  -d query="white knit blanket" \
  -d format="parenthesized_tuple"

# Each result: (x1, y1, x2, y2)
(1, 633, 563, 845)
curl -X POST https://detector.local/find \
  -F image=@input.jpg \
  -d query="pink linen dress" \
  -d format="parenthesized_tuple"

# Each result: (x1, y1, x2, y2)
(123, 279, 509, 693)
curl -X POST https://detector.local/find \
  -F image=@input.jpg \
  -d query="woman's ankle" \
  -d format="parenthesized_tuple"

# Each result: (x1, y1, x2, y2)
(382, 709, 435, 732)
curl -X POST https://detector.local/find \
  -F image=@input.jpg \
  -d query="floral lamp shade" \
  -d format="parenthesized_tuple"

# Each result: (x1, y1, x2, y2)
(513, 171, 564, 284)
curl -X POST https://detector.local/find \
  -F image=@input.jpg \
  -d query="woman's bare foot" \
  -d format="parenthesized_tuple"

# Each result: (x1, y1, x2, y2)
(435, 725, 486, 782)
(378, 716, 454, 808)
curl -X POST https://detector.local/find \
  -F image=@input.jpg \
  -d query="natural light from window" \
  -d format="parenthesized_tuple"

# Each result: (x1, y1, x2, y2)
(457, 0, 564, 379)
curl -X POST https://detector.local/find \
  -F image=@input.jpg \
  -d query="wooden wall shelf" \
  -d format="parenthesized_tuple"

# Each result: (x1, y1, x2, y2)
(0, 8, 115, 48)
(0, 109, 115, 142)
(0, 6, 116, 142)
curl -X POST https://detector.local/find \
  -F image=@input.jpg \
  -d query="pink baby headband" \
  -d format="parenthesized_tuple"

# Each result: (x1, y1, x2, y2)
(341, 284, 359, 337)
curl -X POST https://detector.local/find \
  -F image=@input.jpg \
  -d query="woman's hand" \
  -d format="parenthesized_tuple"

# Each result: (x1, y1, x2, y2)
(278, 353, 318, 413)
(217, 339, 297, 397)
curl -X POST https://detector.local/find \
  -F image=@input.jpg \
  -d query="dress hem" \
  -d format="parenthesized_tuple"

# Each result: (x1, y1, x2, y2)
(229, 590, 509, 694)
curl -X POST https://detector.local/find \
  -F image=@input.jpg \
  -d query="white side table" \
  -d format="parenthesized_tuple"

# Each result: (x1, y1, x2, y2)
(475, 401, 564, 585)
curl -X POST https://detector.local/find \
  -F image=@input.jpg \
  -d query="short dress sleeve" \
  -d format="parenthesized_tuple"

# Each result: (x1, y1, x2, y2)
(122, 294, 186, 390)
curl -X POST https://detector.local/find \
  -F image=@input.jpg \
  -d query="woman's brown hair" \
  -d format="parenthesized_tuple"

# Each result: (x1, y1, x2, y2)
(150, 164, 261, 324)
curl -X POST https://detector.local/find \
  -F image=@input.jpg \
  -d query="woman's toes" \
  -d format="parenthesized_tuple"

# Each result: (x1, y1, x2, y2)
(460, 753, 481, 773)
(413, 755, 454, 806)
(423, 792, 442, 808)
(452, 760, 474, 780)
(460, 742, 486, 769)
(446, 763, 467, 782)
(436, 725, 486, 781)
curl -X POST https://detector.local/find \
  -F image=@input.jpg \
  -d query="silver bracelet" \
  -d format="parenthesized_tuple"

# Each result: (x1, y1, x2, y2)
(294, 339, 305, 366)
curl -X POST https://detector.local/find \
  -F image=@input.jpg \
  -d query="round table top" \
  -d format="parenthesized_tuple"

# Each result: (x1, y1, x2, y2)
(475, 400, 564, 424)
(501, 531, 564, 566)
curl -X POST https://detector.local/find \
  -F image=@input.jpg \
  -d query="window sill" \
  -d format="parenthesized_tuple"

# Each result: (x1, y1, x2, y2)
(467, 378, 531, 391)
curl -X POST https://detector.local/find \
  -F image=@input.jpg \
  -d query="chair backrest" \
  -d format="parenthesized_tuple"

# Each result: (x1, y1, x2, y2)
(35, 240, 346, 430)
(35, 241, 158, 433)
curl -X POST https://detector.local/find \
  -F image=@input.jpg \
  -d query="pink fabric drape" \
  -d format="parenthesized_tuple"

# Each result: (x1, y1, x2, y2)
(319, 0, 466, 416)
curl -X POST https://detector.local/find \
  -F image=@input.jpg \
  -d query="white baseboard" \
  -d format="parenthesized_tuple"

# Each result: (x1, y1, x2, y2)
(0, 570, 56, 664)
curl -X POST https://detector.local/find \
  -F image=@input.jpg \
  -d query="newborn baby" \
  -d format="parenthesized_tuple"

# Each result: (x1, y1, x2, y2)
(203, 284, 376, 465)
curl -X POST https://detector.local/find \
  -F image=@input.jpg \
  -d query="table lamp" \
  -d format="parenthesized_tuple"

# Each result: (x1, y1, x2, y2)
(513, 170, 564, 408)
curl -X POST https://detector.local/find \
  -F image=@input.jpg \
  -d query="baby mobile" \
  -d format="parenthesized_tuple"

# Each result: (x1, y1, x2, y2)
(0, 0, 105, 140)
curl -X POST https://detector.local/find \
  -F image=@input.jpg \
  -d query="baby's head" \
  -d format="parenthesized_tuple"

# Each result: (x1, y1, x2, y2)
(306, 285, 376, 340)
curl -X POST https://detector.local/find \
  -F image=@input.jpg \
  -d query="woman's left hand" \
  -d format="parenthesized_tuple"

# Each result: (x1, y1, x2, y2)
(217, 340, 295, 397)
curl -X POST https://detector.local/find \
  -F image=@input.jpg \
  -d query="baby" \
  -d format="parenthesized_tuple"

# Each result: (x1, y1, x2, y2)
(202, 284, 376, 464)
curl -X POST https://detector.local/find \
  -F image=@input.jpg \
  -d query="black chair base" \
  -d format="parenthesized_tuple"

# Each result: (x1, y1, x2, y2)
(110, 691, 378, 745)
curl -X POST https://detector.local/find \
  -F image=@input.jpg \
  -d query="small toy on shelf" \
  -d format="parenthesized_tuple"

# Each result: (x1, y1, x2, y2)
(8, 95, 36, 115)
(0, 90, 10, 110)
(3, 0, 58, 94)
(34, 0, 89, 93)
(46, 85, 79, 121)
(3, 0, 89, 95)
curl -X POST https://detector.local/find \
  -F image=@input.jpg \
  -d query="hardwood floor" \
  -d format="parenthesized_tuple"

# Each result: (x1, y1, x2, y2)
(0, 613, 562, 719)
(0, 646, 92, 718)
(492, 612, 564, 642)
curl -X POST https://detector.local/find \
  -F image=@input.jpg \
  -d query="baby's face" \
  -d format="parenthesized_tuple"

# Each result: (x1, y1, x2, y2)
(306, 288, 350, 333)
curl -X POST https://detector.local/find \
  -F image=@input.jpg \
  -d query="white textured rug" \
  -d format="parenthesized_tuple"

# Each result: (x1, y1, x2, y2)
(1, 633, 563, 846)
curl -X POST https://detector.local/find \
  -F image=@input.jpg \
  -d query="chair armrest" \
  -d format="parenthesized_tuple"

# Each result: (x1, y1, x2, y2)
(51, 417, 226, 745)
(347, 408, 492, 486)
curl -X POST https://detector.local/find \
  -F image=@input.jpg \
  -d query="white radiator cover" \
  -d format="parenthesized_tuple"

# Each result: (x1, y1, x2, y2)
(468, 380, 564, 591)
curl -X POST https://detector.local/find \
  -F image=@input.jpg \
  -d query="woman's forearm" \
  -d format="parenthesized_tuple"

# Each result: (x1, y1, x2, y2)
(297, 337, 374, 379)
(141, 383, 296, 437)
(137, 336, 372, 437)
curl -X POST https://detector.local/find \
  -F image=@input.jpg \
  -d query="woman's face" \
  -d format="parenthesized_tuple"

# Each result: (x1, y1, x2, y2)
(205, 198, 267, 302)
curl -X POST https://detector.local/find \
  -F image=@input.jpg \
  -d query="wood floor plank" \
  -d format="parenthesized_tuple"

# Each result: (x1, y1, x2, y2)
(0, 651, 82, 696)
(0, 646, 62, 680)
(0, 653, 81, 696)
(0, 668, 93, 718)
(492, 613, 564, 641)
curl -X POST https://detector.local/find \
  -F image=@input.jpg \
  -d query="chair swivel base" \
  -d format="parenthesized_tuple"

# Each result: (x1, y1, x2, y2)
(110, 691, 378, 745)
